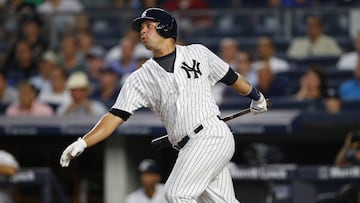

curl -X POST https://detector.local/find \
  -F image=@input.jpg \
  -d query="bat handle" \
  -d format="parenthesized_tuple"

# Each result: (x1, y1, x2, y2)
(151, 135, 170, 150)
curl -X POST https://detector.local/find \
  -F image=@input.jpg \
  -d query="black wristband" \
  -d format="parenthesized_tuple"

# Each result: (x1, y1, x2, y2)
(246, 86, 261, 100)
(109, 108, 132, 121)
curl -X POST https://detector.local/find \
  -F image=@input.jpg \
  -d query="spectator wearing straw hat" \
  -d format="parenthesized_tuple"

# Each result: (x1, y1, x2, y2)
(56, 71, 107, 116)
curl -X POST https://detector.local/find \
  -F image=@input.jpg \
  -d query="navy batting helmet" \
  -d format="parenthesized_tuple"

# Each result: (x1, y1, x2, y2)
(132, 8, 177, 40)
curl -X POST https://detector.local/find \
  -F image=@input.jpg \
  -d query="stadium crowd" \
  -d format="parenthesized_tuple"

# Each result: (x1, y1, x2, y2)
(0, 0, 359, 117)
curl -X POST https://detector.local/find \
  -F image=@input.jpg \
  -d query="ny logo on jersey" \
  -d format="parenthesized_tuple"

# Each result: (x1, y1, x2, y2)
(180, 60, 202, 79)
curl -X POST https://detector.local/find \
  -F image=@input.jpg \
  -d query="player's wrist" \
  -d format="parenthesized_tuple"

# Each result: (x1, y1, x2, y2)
(77, 138, 87, 148)
(246, 86, 261, 101)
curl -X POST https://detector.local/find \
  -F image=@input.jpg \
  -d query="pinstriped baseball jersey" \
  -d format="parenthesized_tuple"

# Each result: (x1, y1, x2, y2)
(112, 44, 229, 144)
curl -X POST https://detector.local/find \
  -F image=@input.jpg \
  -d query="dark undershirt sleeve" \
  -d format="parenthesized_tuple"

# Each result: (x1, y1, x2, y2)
(109, 108, 132, 121)
(219, 67, 239, 85)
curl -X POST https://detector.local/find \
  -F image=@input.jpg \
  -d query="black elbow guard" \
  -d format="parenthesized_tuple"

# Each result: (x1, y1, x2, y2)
(109, 108, 132, 121)
(219, 68, 238, 85)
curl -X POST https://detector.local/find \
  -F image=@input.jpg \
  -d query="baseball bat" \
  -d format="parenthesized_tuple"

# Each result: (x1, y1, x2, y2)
(151, 99, 271, 151)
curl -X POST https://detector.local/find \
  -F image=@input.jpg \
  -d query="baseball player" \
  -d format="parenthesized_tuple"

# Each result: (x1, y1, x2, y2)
(60, 8, 268, 203)
(125, 159, 167, 203)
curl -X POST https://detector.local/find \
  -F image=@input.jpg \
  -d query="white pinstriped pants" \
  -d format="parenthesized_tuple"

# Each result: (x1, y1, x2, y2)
(164, 116, 240, 203)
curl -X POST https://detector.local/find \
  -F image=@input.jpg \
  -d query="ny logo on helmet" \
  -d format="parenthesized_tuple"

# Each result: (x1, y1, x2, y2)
(181, 60, 202, 79)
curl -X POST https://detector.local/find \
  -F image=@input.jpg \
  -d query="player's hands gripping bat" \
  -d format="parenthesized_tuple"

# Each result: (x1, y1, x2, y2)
(250, 92, 267, 114)
(151, 99, 272, 151)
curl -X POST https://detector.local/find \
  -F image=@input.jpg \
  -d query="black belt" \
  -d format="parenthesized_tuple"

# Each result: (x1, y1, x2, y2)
(174, 116, 222, 150)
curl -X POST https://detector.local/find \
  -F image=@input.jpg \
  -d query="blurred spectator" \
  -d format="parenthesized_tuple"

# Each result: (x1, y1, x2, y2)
(86, 47, 106, 88)
(125, 159, 167, 203)
(162, 0, 209, 11)
(241, 143, 289, 202)
(79, 0, 113, 8)
(7, 0, 36, 11)
(337, 32, 360, 70)
(217, 50, 258, 104)
(114, 0, 158, 8)
(90, 67, 121, 109)
(24, 0, 46, 7)
(294, 66, 327, 101)
(2, 14, 46, 66)
(0, 149, 19, 203)
(323, 88, 342, 114)
(38, 67, 71, 106)
(19, 14, 48, 60)
(107, 37, 138, 84)
(0, 0, 7, 9)
(6, 81, 54, 116)
(57, 71, 107, 116)
(4, 40, 38, 85)
(105, 29, 152, 65)
(333, 130, 360, 203)
(37, 0, 83, 33)
(219, 37, 239, 68)
(58, 34, 86, 74)
(162, 0, 211, 33)
(76, 30, 104, 57)
(0, 70, 18, 104)
(257, 63, 287, 98)
(212, 38, 240, 104)
(0, 1, 39, 45)
(267, 0, 314, 7)
(137, 0, 158, 9)
(335, 130, 360, 166)
(234, 50, 258, 86)
(29, 50, 58, 91)
(253, 37, 290, 73)
(69, 13, 90, 34)
(211, 38, 240, 104)
(287, 15, 342, 59)
(243, 142, 285, 165)
(235, 0, 266, 7)
(338, 59, 360, 100)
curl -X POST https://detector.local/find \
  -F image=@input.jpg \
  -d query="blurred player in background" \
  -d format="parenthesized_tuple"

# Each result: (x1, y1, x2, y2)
(335, 129, 360, 166)
(331, 130, 360, 203)
(125, 159, 167, 203)
(0, 150, 19, 203)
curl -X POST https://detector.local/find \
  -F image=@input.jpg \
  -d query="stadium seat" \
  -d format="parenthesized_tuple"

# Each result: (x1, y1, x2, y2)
(288, 56, 340, 69)
(326, 70, 353, 89)
(342, 100, 360, 111)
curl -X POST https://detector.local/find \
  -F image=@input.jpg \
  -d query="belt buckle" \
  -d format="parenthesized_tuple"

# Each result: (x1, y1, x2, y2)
(173, 124, 204, 151)
(172, 144, 181, 151)
(173, 135, 190, 151)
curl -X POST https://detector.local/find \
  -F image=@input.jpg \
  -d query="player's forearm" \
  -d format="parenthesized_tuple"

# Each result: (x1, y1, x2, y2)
(230, 75, 252, 96)
(82, 112, 124, 147)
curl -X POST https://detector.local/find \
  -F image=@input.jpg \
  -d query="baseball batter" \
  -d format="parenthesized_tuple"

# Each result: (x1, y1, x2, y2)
(60, 8, 268, 203)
